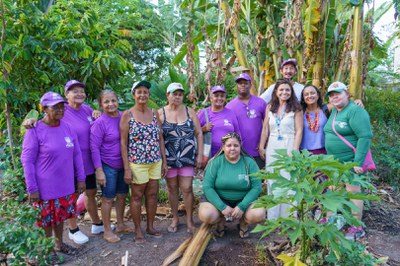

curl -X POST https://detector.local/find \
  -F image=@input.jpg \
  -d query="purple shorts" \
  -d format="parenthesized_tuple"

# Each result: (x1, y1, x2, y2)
(166, 166, 194, 178)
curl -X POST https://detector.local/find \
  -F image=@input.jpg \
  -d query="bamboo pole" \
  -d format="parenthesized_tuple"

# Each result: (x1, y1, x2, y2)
(178, 223, 212, 266)
(349, 2, 364, 99)
(162, 237, 193, 266)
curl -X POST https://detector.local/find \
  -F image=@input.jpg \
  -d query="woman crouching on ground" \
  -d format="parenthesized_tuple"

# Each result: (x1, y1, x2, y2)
(199, 132, 265, 238)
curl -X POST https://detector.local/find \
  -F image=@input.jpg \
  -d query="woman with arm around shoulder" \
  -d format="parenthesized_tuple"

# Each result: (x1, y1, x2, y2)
(120, 80, 168, 244)
(21, 92, 85, 254)
(324, 81, 373, 240)
(157, 82, 203, 234)
(90, 90, 133, 243)
(258, 78, 303, 220)
(199, 132, 265, 238)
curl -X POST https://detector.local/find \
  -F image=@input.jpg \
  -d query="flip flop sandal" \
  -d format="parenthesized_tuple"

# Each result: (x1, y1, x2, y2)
(214, 226, 227, 238)
(104, 235, 121, 243)
(146, 230, 163, 238)
(167, 224, 178, 233)
(56, 243, 78, 255)
(237, 223, 250, 238)
(116, 227, 135, 234)
(134, 237, 146, 244)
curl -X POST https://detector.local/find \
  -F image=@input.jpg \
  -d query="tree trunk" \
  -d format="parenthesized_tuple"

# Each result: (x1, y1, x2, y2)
(349, 3, 363, 99)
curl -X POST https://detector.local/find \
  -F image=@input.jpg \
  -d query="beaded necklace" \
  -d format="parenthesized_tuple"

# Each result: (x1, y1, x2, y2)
(305, 110, 319, 133)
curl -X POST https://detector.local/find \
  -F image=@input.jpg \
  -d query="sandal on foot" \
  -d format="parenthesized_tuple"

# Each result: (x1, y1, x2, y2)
(214, 226, 227, 237)
(146, 230, 163, 238)
(56, 243, 78, 255)
(104, 234, 121, 243)
(167, 224, 178, 233)
(134, 237, 146, 244)
(237, 223, 250, 238)
(49, 253, 64, 265)
(115, 227, 135, 234)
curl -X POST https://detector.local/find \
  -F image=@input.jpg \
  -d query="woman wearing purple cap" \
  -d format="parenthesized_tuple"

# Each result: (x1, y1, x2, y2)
(21, 92, 85, 254)
(23, 80, 103, 244)
(198, 85, 242, 157)
(90, 90, 132, 243)
(158, 83, 203, 234)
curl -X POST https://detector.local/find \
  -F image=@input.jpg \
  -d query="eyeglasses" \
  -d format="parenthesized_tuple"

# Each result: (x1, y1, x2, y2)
(48, 105, 66, 111)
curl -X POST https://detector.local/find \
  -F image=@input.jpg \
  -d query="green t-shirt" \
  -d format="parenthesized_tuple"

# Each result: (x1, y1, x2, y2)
(203, 154, 261, 212)
(324, 101, 373, 166)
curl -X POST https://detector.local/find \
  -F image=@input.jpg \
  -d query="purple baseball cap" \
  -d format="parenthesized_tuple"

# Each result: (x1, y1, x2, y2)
(211, 85, 226, 94)
(280, 59, 298, 70)
(235, 73, 251, 83)
(40, 92, 67, 107)
(64, 80, 86, 93)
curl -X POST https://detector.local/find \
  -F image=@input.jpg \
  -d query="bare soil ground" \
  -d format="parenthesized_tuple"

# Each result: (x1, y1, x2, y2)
(59, 186, 400, 266)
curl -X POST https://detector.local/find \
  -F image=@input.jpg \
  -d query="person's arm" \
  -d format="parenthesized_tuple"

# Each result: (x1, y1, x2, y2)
(258, 106, 270, 160)
(232, 112, 242, 137)
(260, 85, 274, 104)
(190, 108, 204, 169)
(155, 110, 168, 177)
(198, 108, 213, 132)
(203, 158, 228, 211)
(71, 130, 86, 193)
(348, 108, 373, 166)
(120, 110, 132, 184)
(90, 120, 106, 187)
(293, 110, 304, 151)
(237, 159, 262, 212)
(20, 128, 40, 202)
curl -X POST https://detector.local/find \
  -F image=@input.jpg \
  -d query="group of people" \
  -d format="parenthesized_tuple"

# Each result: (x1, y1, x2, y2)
(20, 58, 373, 253)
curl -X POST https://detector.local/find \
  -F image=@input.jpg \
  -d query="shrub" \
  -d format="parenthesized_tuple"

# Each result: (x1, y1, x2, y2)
(254, 150, 380, 265)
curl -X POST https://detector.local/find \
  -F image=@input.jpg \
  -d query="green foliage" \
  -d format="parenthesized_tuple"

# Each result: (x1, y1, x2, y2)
(253, 150, 380, 265)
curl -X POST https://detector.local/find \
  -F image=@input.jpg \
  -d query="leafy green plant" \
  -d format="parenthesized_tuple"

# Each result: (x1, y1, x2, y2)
(254, 149, 380, 265)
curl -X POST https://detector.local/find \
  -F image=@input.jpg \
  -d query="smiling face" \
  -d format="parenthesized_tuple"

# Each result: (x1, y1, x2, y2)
(223, 137, 241, 162)
(65, 86, 86, 106)
(167, 90, 184, 106)
(279, 64, 297, 80)
(275, 83, 292, 102)
(100, 92, 119, 116)
(210, 91, 226, 109)
(44, 102, 65, 122)
(133, 86, 150, 104)
(236, 79, 251, 97)
(302, 86, 319, 106)
(328, 90, 349, 110)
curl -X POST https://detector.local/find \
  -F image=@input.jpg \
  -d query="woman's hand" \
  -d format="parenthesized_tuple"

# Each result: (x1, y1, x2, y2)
(196, 154, 203, 169)
(124, 169, 133, 185)
(354, 99, 364, 108)
(92, 110, 102, 120)
(258, 146, 266, 160)
(23, 118, 38, 129)
(221, 206, 234, 218)
(29, 192, 40, 203)
(231, 206, 244, 220)
(77, 181, 86, 194)
(96, 168, 106, 187)
(202, 123, 213, 132)
(353, 166, 364, 175)
(161, 162, 169, 178)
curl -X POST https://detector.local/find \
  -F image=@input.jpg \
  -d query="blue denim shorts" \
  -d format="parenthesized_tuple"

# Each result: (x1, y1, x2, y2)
(101, 163, 129, 198)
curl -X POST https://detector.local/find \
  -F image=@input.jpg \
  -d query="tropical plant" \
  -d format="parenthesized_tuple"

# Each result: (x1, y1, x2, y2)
(254, 149, 380, 265)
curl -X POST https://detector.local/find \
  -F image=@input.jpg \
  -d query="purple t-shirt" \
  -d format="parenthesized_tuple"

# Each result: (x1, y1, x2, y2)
(21, 121, 85, 200)
(198, 107, 242, 156)
(226, 95, 267, 156)
(63, 103, 95, 175)
(301, 109, 328, 151)
(90, 112, 123, 169)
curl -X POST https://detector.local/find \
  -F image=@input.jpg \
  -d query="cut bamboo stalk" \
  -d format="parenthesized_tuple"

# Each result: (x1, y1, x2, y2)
(120, 251, 128, 266)
(162, 237, 193, 266)
(192, 233, 212, 265)
(179, 223, 212, 266)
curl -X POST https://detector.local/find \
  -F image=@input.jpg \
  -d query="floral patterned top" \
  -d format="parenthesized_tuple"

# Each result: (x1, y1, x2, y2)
(128, 110, 161, 164)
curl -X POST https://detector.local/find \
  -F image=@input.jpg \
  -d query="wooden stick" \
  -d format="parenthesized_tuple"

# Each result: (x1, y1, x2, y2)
(179, 223, 212, 266)
(162, 237, 193, 266)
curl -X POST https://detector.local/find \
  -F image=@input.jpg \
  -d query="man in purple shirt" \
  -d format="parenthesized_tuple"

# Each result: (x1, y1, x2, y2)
(226, 73, 267, 169)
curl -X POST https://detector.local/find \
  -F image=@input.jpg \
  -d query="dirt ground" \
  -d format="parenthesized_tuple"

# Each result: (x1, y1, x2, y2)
(59, 186, 400, 266)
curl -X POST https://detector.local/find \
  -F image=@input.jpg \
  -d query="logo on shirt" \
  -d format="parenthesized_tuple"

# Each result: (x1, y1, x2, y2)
(248, 109, 257, 119)
(65, 137, 74, 148)
(337, 122, 348, 128)
(87, 116, 93, 124)
(223, 119, 232, 126)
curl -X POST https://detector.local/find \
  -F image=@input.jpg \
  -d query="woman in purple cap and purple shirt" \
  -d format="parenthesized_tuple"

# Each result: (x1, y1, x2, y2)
(23, 80, 103, 244)
(21, 92, 85, 253)
(198, 85, 242, 157)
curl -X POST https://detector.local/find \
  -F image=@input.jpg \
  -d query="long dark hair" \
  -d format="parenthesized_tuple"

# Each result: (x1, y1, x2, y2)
(300, 84, 323, 111)
(269, 79, 301, 113)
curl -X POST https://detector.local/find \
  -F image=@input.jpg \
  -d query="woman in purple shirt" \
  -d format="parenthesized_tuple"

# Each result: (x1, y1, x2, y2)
(90, 90, 132, 243)
(21, 92, 85, 253)
(198, 85, 242, 157)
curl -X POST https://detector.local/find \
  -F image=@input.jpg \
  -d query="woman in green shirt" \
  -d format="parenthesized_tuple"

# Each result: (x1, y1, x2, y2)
(198, 132, 265, 238)
(324, 81, 373, 240)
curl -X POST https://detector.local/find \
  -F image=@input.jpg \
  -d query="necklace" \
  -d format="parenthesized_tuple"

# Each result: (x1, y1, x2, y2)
(306, 110, 319, 133)
(274, 105, 286, 140)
